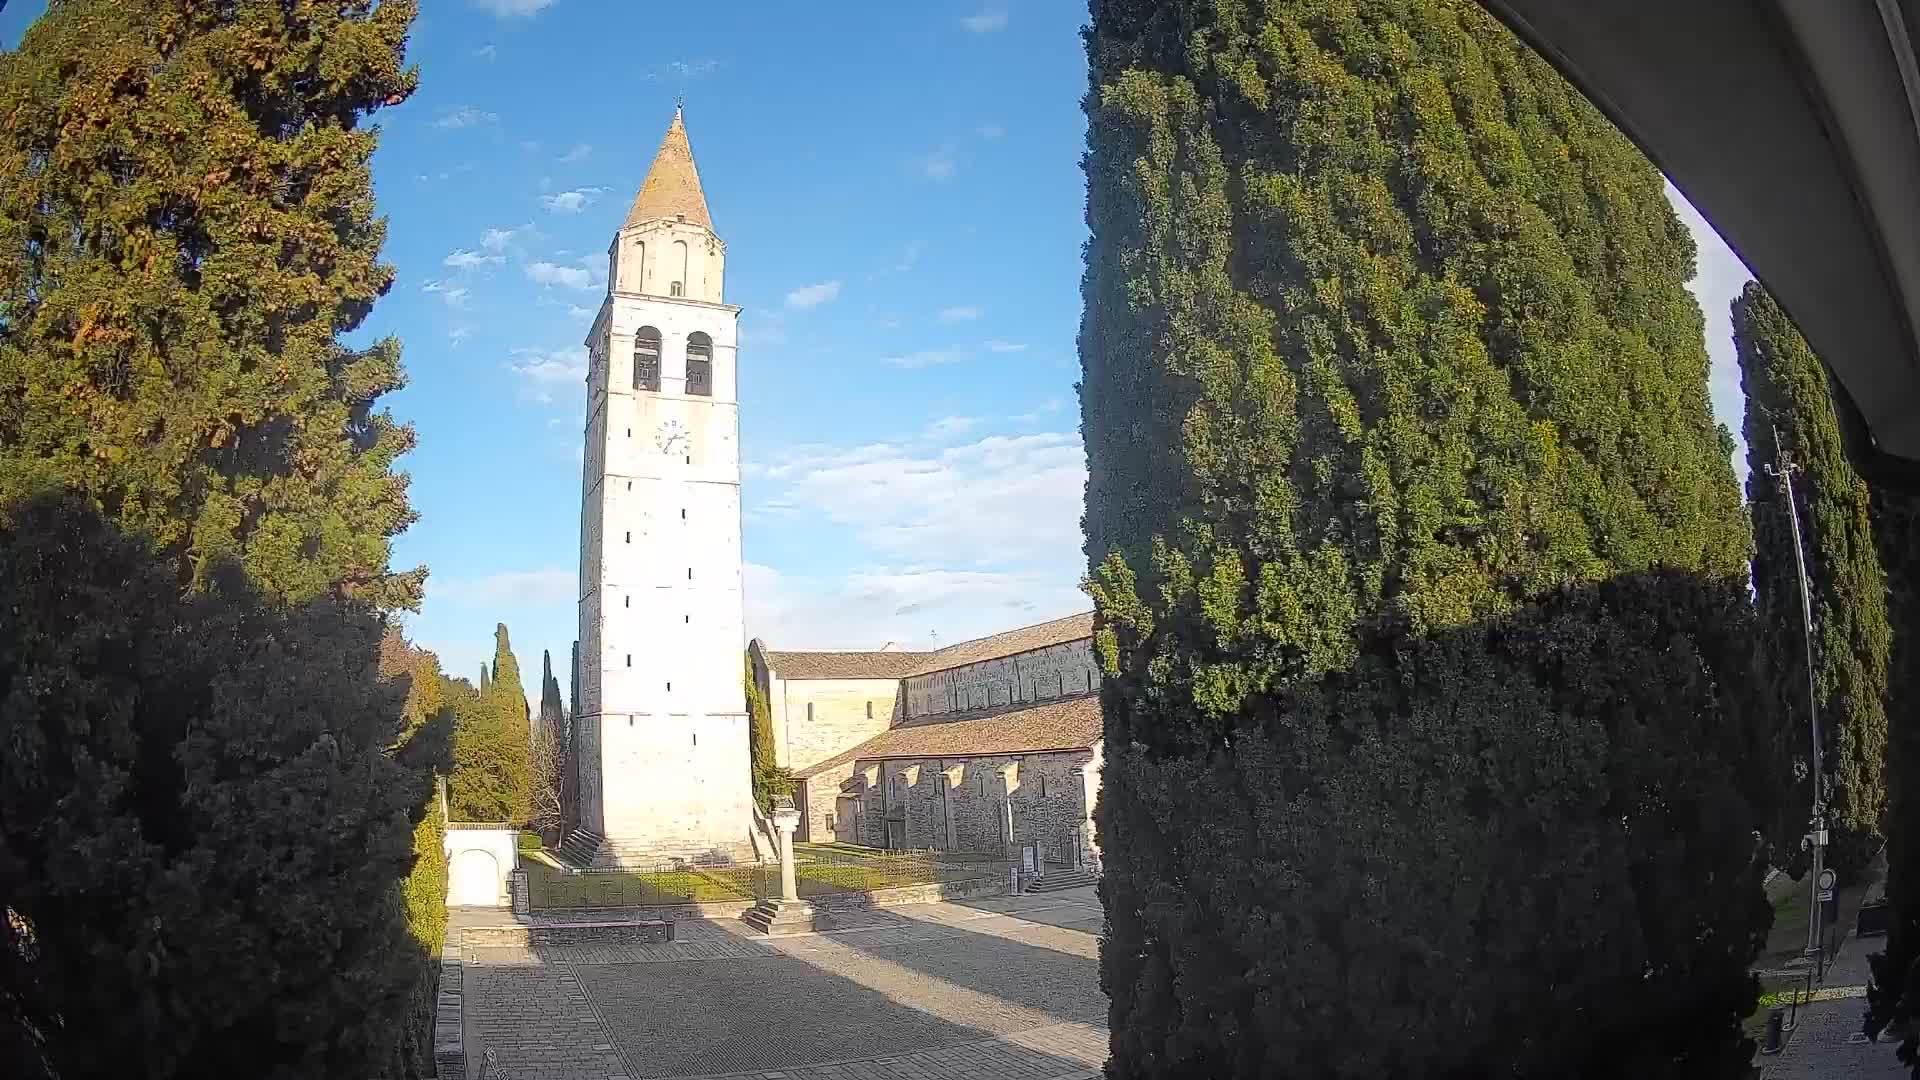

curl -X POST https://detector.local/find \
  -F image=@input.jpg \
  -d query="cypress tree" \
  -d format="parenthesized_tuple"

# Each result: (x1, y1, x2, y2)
(744, 653, 785, 811)
(0, 0, 425, 610)
(0, 493, 439, 1078)
(1735, 282, 1891, 878)
(1081, 1, 1780, 1074)
(450, 624, 531, 823)
(1868, 490, 1920, 1053)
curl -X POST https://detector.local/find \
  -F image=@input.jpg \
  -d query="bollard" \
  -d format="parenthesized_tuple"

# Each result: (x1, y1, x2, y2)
(1761, 1009, 1786, 1055)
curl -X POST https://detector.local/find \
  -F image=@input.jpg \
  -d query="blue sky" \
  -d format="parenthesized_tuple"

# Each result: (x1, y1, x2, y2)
(0, 1, 1754, 708)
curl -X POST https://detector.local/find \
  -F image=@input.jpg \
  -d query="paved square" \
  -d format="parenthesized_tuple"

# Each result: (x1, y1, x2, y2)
(459, 888, 1109, 1080)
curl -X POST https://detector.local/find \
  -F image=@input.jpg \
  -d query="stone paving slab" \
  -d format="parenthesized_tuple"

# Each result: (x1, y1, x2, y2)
(461, 890, 1109, 1080)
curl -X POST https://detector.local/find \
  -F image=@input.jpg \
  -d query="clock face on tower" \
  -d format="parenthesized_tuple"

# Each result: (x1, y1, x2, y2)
(654, 419, 688, 456)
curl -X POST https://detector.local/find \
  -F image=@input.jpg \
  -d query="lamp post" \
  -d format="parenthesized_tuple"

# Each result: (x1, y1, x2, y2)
(1765, 428, 1829, 978)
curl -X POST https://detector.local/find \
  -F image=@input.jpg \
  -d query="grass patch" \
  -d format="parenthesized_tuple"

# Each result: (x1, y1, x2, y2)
(517, 830, 544, 852)
(524, 862, 754, 908)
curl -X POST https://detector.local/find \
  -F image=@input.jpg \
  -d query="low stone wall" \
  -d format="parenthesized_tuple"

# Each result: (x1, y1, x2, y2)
(811, 875, 1008, 911)
(463, 919, 674, 948)
(517, 898, 756, 921)
(433, 946, 465, 1080)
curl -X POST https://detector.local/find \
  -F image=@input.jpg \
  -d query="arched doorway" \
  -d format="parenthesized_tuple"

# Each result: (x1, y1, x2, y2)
(451, 848, 501, 907)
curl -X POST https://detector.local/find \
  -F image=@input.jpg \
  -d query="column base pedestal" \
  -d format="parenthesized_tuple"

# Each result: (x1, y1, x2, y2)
(742, 897, 817, 936)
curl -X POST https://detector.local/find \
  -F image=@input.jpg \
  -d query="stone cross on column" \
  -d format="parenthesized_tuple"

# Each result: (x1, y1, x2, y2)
(772, 805, 800, 903)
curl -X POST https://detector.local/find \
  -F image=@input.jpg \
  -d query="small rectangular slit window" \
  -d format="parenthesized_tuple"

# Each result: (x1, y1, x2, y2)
(624, 596, 629, 608)
(687, 567, 692, 579)
(625, 531, 631, 543)
(666, 681, 672, 692)
(683, 614, 689, 623)
(625, 654, 631, 667)
(680, 508, 686, 519)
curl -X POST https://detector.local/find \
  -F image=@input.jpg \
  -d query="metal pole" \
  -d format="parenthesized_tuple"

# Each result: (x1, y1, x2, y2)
(1767, 427, 1828, 975)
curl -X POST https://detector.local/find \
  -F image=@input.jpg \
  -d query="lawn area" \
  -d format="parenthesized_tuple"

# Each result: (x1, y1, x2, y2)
(524, 861, 756, 908)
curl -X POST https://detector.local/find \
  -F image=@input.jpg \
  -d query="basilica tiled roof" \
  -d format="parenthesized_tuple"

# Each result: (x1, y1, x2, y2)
(908, 611, 1094, 675)
(624, 107, 712, 230)
(795, 694, 1103, 778)
(761, 650, 927, 681)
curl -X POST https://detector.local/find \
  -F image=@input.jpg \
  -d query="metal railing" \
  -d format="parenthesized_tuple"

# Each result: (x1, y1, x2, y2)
(524, 844, 1013, 909)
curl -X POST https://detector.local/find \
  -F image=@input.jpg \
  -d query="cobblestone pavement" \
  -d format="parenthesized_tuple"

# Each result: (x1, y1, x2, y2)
(461, 888, 1107, 1080)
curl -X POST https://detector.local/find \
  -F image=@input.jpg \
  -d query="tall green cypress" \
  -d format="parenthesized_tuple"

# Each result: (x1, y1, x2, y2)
(1735, 282, 1891, 878)
(0, 0, 424, 610)
(1867, 490, 1920, 1052)
(1081, 1, 1780, 1074)
(486, 623, 531, 821)
(744, 653, 785, 812)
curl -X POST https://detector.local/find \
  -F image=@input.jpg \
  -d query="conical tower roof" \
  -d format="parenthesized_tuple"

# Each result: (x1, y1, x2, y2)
(624, 107, 712, 231)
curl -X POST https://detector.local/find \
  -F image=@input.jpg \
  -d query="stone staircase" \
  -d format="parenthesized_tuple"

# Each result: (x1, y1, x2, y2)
(554, 828, 605, 868)
(1024, 867, 1099, 894)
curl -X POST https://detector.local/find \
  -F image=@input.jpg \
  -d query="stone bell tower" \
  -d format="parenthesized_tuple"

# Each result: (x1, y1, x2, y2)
(571, 107, 754, 865)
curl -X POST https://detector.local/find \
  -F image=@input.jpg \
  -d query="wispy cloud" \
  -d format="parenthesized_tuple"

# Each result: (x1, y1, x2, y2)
(540, 187, 606, 214)
(421, 279, 470, 308)
(473, 44, 498, 61)
(785, 280, 843, 311)
(449, 326, 473, 348)
(937, 305, 982, 323)
(977, 123, 1006, 139)
(444, 248, 503, 271)
(434, 105, 498, 130)
(567, 304, 596, 321)
(480, 223, 532, 253)
(745, 563, 1088, 652)
(741, 316, 790, 348)
(926, 416, 977, 439)
(645, 59, 721, 81)
(526, 261, 599, 290)
(917, 146, 958, 180)
(471, 0, 557, 18)
(983, 339, 1027, 353)
(558, 143, 593, 164)
(1012, 397, 1065, 424)
(428, 566, 575, 608)
(884, 347, 967, 369)
(509, 347, 588, 403)
(888, 241, 925, 275)
(960, 9, 1008, 32)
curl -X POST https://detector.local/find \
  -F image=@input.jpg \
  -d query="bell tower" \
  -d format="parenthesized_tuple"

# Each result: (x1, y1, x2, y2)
(573, 107, 753, 865)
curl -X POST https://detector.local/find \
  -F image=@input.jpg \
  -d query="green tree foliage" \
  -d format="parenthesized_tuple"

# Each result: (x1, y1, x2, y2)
(449, 624, 531, 823)
(1867, 489, 1920, 1059)
(531, 650, 566, 836)
(375, 627, 453, 1079)
(0, 493, 443, 1079)
(0, 0, 425, 610)
(1080, 0, 1779, 1073)
(744, 654, 789, 812)
(1735, 282, 1891, 877)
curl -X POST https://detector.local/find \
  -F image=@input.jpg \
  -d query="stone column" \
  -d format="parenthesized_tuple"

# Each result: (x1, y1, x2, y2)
(773, 806, 800, 902)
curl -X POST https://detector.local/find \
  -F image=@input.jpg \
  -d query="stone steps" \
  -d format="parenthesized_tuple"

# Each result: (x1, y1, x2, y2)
(1025, 868, 1099, 893)
(554, 829, 606, 869)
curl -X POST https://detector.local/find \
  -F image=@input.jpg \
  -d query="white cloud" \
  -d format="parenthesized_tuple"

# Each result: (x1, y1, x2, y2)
(750, 432, 1085, 566)
(420, 279, 469, 308)
(444, 248, 502, 270)
(960, 9, 1008, 32)
(977, 124, 1006, 139)
(449, 326, 472, 348)
(937, 305, 982, 323)
(785, 280, 843, 311)
(918, 147, 958, 180)
(526, 261, 599, 290)
(926, 416, 976, 439)
(888, 240, 925, 275)
(472, 0, 557, 18)
(884, 347, 967, 369)
(746, 563, 1088, 651)
(1012, 397, 1065, 424)
(429, 566, 574, 608)
(480, 223, 532, 253)
(473, 44, 498, 61)
(509, 347, 588, 404)
(540, 187, 606, 214)
(740, 317, 789, 348)
(983, 339, 1027, 353)
(1667, 181, 1754, 486)
(645, 59, 720, 82)
(435, 106, 498, 130)
(566, 304, 596, 320)
(558, 143, 593, 164)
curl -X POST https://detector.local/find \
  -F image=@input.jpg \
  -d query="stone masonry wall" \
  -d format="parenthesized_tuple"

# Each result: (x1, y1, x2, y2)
(819, 750, 1096, 856)
(771, 676, 901, 773)
(903, 638, 1099, 719)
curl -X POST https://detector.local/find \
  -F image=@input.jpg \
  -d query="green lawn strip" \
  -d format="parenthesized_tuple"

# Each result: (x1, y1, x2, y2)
(517, 830, 543, 852)
(525, 862, 748, 908)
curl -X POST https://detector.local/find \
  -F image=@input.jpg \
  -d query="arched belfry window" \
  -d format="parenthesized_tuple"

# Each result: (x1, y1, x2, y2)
(685, 332, 713, 396)
(634, 327, 661, 391)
